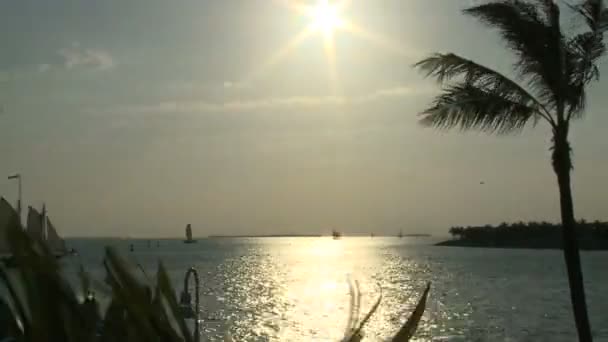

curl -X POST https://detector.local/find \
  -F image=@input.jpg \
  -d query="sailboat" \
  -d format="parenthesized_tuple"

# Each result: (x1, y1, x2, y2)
(0, 197, 18, 260)
(398, 229, 403, 238)
(46, 215, 71, 256)
(26, 204, 72, 257)
(184, 224, 197, 243)
(0, 198, 73, 265)
(26, 206, 43, 240)
(332, 229, 341, 239)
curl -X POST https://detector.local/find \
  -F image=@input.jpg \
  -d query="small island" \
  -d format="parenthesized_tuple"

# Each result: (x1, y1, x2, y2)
(436, 220, 608, 250)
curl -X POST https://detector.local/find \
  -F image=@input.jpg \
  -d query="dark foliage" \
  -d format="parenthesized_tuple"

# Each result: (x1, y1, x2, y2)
(0, 212, 193, 342)
(447, 220, 608, 249)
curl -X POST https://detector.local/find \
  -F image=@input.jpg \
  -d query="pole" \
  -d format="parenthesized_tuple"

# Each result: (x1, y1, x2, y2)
(8, 174, 21, 224)
(41, 203, 46, 240)
(18, 176, 21, 224)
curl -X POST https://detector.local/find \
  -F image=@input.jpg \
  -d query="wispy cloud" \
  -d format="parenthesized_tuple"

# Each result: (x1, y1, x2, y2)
(223, 81, 248, 89)
(91, 86, 429, 115)
(57, 42, 114, 70)
(358, 87, 421, 102)
(37, 64, 51, 73)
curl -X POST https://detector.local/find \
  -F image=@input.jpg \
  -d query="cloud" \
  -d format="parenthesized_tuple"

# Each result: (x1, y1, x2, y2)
(163, 80, 248, 94)
(223, 81, 248, 89)
(57, 42, 114, 70)
(91, 86, 429, 116)
(37, 64, 51, 73)
(359, 87, 419, 101)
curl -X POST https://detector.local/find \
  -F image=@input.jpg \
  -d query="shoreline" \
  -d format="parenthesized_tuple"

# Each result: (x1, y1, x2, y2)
(435, 239, 608, 251)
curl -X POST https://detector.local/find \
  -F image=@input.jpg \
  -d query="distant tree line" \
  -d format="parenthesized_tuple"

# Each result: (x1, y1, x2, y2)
(446, 220, 608, 249)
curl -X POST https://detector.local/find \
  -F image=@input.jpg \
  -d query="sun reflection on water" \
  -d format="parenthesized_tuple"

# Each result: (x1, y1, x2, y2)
(69, 237, 608, 341)
(204, 237, 429, 341)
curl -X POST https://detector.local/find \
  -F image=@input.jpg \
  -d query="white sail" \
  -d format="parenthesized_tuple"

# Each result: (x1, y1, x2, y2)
(45, 217, 67, 255)
(0, 198, 19, 254)
(26, 206, 44, 240)
(186, 224, 193, 241)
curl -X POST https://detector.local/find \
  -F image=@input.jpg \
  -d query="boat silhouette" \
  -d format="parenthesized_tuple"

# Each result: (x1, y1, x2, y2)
(184, 224, 197, 243)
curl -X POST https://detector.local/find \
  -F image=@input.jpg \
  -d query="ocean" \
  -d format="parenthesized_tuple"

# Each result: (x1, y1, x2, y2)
(62, 237, 608, 341)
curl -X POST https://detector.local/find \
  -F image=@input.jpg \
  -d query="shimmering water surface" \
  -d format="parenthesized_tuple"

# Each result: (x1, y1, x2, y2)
(64, 237, 608, 341)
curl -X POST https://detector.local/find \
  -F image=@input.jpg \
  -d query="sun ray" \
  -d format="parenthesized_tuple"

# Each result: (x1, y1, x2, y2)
(243, 0, 413, 91)
(271, 0, 311, 16)
(339, 21, 420, 58)
(242, 26, 316, 84)
(323, 34, 341, 96)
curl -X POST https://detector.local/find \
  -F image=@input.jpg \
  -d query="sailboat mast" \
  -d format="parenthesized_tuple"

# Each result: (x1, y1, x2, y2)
(7, 174, 21, 225)
(41, 203, 47, 240)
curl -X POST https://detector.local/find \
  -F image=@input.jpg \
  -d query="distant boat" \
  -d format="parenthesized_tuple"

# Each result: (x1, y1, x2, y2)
(398, 229, 403, 238)
(184, 224, 197, 243)
(332, 229, 341, 239)
(26, 205, 72, 257)
(370, 232, 375, 238)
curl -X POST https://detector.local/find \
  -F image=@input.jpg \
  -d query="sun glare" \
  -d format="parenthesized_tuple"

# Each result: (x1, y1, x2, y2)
(248, 0, 410, 96)
(310, 0, 343, 35)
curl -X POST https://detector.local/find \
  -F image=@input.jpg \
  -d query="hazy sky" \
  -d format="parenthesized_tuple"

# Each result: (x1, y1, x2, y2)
(0, 0, 607, 237)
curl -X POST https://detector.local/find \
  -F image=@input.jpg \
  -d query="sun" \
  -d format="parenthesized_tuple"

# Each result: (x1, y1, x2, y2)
(310, 0, 343, 35)
(248, 0, 414, 96)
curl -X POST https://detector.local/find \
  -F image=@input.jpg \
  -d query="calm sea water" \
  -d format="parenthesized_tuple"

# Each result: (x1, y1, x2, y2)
(62, 237, 608, 341)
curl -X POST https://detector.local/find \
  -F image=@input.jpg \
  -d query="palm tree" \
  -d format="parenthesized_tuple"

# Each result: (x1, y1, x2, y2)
(414, 1, 607, 340)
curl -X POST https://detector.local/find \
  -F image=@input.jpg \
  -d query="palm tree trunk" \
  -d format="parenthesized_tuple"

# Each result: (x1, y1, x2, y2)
(553, 127, 593, 341)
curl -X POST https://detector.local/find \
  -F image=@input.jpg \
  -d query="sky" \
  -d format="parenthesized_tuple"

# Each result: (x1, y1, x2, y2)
(0, 0, 607, 237)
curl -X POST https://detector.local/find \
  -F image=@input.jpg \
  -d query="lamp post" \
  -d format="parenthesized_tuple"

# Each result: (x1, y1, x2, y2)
(180, 267, 200, 342)
(7, 174, 21, 224)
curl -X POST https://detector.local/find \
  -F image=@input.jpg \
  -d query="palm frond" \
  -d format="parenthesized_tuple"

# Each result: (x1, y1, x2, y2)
(564, 33, 602, 117)
(571, 0, 608, 32)
(414, 52, 553, 124)
(420, 82, 538, 134)
(565, 0, 608, 118)
(568, 33, 604, 83)
(464, 1, 562, 106)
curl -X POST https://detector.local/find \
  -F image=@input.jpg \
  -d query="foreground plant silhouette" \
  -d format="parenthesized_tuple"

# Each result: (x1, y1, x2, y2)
(342, 280, 430, 342)
(0, 213, 193, 342)
(414, 1, 608, 340)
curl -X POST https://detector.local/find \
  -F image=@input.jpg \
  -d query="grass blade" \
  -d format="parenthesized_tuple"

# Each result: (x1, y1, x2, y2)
(346, 284, 383, 342)
(391, 282, 431, 342)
